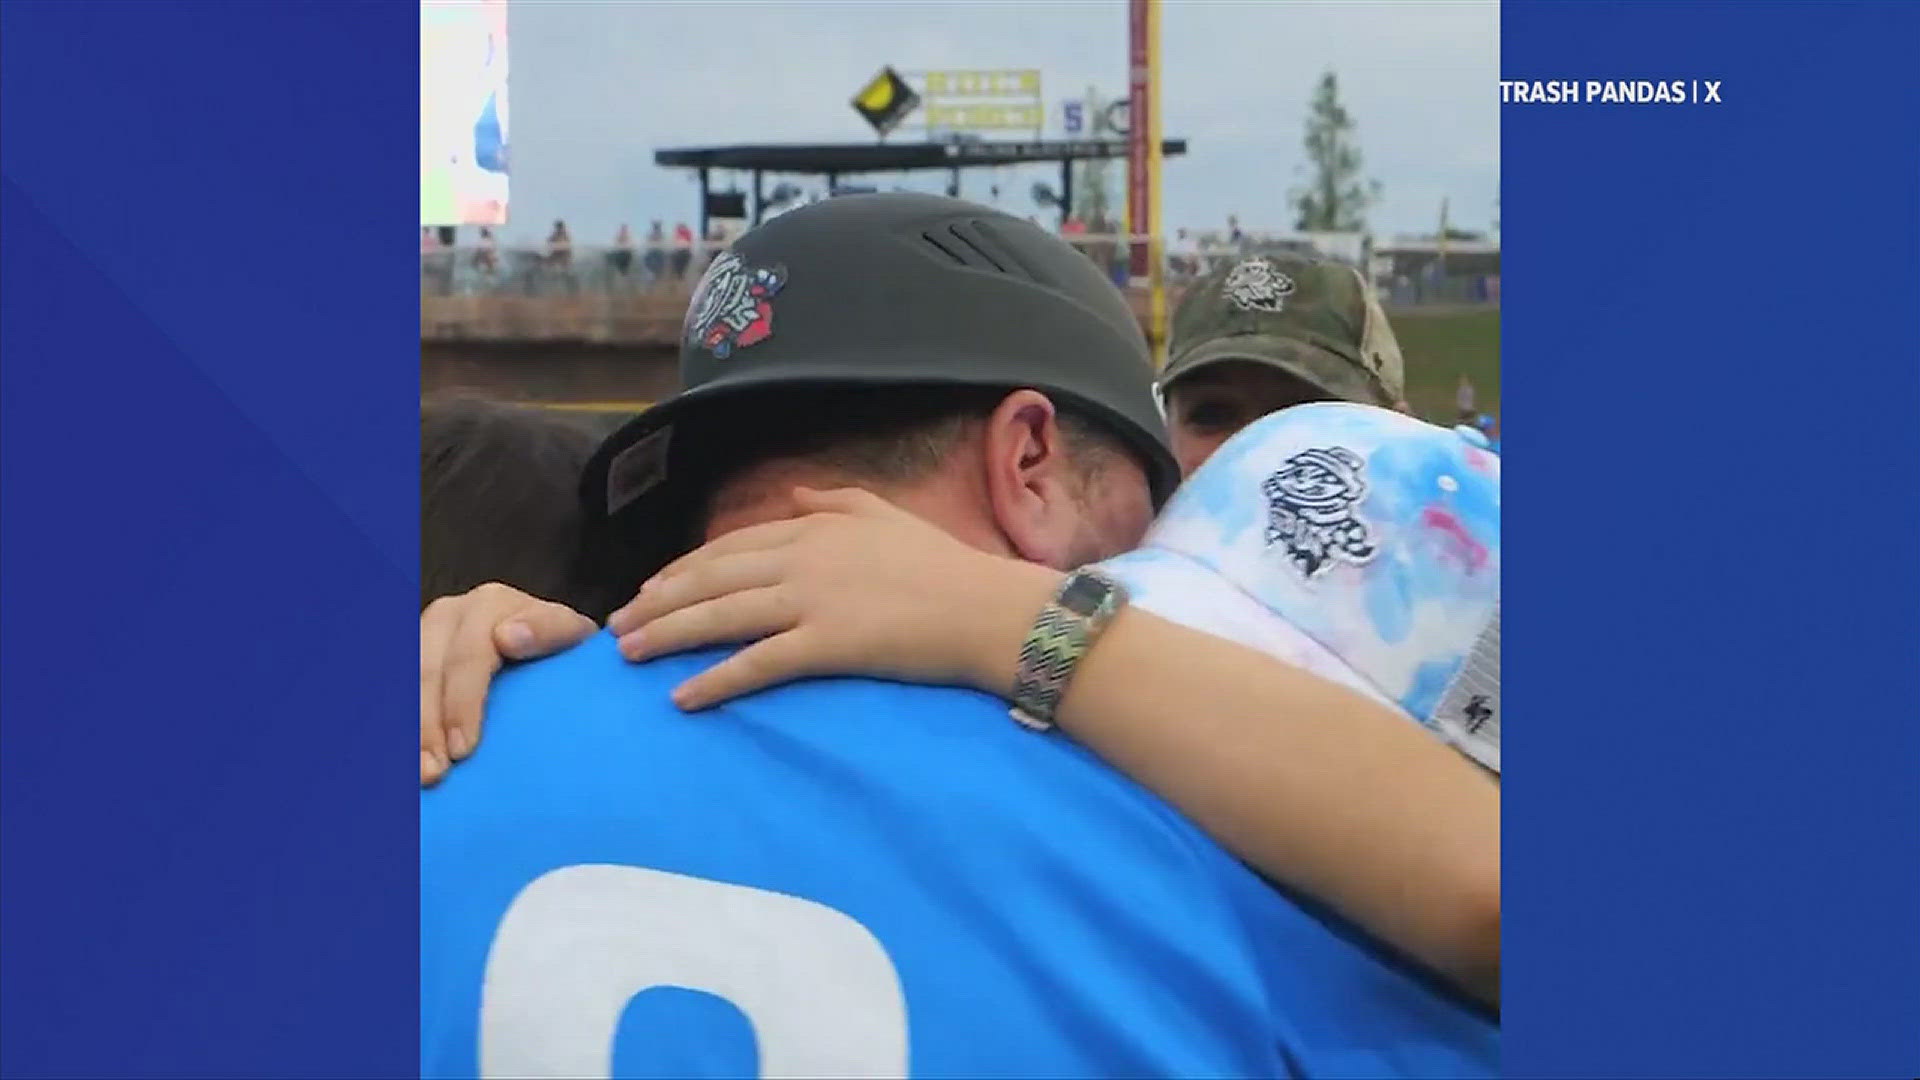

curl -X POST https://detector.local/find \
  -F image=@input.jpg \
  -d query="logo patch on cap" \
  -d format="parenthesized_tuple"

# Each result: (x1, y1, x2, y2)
(1432, 602, 1500, 774)
(1261, 446, 1378, 578)
(605, 424, 672, 516)
(1223, 257, 1296, 313)
(686, 252, 787, 359)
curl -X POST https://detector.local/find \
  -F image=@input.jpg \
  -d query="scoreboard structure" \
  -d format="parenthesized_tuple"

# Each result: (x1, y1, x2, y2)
(851, 68, 1047, 139)
(912, 70, 1046, 136)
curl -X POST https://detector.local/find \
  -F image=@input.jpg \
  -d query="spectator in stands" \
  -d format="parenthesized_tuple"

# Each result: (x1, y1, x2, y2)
(1170, 228, 1200, 279)
(671, 221, 694, 280)
(546, 219, 573, 268)
(643, 220, 666, 283)
(1456, 376, 1477, 424)
(421, 227, 455, 294)
(611, 224, 635, 278)
(473, 227, 498, 278)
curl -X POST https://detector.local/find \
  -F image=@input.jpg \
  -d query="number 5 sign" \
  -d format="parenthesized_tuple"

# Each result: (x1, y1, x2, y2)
(481, 864, 910, 1079)
(1063, 101, 1084, 135)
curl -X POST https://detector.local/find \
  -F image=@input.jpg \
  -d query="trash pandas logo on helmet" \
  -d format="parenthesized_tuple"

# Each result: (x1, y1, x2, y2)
(1262, 446, 1379, 578)
(686, 252, 787, 359)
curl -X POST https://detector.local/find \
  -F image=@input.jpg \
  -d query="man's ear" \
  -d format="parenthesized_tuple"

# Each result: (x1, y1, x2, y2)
(976, 389, 1083, 568)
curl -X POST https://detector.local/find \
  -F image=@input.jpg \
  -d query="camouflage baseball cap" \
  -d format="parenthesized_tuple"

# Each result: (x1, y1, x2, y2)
(1162, 252, 1405, 408)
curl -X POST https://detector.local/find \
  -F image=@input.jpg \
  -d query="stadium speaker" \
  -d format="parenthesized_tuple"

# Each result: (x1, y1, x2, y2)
(851, 66, 921, 137)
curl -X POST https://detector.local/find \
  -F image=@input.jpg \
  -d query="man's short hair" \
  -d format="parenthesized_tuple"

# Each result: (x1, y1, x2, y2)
(694, 384, 1133, 538)
(421, 395, 647, 620)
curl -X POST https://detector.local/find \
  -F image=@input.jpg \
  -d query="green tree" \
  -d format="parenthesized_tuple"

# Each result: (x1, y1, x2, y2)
(1291, 72, 1380, 232)
(1074, 87, 1116, 230)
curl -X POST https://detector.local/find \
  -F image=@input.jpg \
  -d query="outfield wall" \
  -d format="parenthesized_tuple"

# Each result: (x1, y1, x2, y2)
(423, 305, 1500, 425)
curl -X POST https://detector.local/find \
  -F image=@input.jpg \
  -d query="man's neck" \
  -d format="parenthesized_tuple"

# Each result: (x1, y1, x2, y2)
(702, 467, 1010, 558)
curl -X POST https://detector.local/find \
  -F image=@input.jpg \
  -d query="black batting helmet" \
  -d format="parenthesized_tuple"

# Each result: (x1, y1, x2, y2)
(580, 193, 1178, 556)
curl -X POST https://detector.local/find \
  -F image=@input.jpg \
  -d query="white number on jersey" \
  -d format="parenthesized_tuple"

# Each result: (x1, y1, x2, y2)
(480, 863, 909, 1079)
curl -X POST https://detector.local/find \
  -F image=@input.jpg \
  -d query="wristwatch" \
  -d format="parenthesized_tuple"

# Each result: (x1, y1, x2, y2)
(1009, 567, 1130, 732)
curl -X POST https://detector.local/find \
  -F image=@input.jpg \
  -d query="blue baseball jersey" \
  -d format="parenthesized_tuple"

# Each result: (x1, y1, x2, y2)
(422, 633, 1498, 1078)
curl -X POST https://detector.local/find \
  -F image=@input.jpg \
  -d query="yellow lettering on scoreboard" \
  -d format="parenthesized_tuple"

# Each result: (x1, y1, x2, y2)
(913, 69, 1044, 131)
(922, 103, 1045, 130)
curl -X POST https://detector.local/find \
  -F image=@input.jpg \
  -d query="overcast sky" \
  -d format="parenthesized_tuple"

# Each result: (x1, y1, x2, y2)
(492, 0, 1497, 243)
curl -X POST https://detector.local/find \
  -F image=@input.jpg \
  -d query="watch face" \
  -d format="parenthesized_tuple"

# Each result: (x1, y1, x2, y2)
(1058, 574, 1109, 617)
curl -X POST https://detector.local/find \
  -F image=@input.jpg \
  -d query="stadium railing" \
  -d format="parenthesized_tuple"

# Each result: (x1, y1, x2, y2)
(422, 236, 1228, 298)
(419, 237, 1498, 307)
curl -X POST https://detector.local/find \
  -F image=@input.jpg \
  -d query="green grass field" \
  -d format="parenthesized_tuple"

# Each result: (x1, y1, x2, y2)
(1390, 307, 1501, 423)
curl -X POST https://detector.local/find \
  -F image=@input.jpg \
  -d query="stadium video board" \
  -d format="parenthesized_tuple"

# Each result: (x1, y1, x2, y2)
(421, 0, 509, 227)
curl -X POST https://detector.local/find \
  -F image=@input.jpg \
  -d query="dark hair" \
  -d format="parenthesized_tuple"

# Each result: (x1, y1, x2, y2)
(421, 395, 646, 620)
(692, 384, 1131, 537)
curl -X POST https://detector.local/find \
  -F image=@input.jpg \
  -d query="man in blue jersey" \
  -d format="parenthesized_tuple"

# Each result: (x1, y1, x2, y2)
(423, 194, 1496, 1077)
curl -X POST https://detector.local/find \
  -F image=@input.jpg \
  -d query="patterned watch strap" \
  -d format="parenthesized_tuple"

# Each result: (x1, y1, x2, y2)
(1009, 569, 1128, 731)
